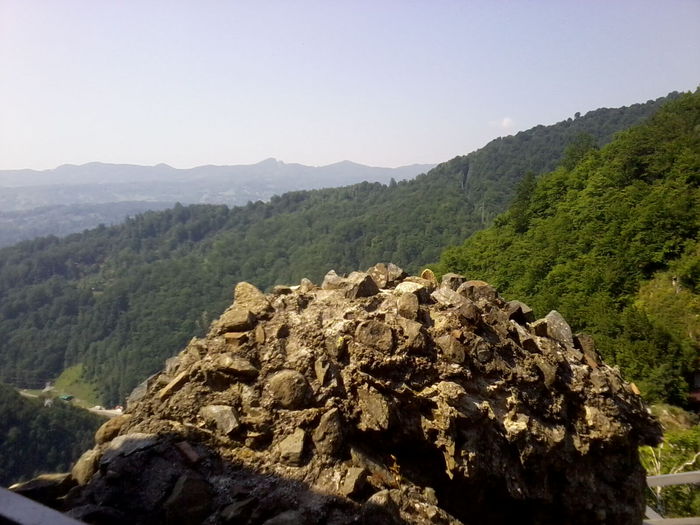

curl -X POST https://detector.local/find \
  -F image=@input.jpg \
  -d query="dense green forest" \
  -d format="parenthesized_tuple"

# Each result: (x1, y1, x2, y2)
(0, 382, 101, 486)
(0, 93, 677, 406)
(438, 90, 700, 404)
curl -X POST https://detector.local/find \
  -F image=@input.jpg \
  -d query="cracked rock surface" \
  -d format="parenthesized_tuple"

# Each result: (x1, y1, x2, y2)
(25, 264, 661, 524)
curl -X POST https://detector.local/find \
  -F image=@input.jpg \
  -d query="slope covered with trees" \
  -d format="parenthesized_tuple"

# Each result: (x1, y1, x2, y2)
(0, 382, 101, 486)
(0, 93, 677, 406)
(437, 90, 700, 404)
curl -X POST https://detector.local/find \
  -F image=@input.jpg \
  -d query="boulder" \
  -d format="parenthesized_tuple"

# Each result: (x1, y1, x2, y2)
(267, 369, 310, 409)
(57, 263, 660, 525)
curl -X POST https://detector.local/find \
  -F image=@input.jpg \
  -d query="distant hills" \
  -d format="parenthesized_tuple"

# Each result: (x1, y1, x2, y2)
(0, 159, 434, 247)
(0, 91, 683, 406)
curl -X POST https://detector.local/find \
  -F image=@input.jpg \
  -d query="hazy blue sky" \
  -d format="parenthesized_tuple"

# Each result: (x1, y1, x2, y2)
(1, 1, 698, 170)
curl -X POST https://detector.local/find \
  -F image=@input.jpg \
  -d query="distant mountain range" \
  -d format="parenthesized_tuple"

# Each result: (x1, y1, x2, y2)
(0, 159, 434, 247)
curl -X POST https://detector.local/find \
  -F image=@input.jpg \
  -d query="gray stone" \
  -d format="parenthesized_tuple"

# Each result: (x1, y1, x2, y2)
(440, 272, 466, 291)
(431, 287, 468, 308)
(397, 291, 419, 320)
(312, 408, 343, 456)
(278, 428, 306, 466)
(345, 271, 380, 298)
(355, 320, 393, 352)
(340, 467, 367, 497)
(298, 277, 316, 292)
(386, 263, 407, 284)
(322, 269, 346, 290)
(357, 385, 390, 431)
(457, 280, 499, 302)
(544, 310, 574, 347)
(436, 334, 467, 363)
(267, 369, 309, 409)
(199, 405, 240, 435)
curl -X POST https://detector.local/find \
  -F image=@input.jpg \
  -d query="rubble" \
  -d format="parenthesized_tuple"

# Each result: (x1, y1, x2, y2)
(18, 263, 661, 524)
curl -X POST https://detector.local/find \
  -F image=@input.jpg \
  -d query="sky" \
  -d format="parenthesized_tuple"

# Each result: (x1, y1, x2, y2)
(0, 1, 698, 170)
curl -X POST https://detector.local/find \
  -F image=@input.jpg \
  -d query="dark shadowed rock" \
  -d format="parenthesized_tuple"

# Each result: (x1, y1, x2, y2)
(505, 300, 535, 324)
(440, 272, 466, 291)
(164, 474, 213, 524)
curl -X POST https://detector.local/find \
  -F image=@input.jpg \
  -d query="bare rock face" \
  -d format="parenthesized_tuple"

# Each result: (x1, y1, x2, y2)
(39, 265, 660, 524)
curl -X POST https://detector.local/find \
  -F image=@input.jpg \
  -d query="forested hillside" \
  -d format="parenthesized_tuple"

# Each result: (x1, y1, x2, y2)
(0, 382, 101, 486)
(438, 90, 700, 404)
(0, 93, 676, 406)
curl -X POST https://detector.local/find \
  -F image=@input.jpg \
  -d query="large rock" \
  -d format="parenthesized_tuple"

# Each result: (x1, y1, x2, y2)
(55, 263, 660, 525)
(266, 369, 310, 409)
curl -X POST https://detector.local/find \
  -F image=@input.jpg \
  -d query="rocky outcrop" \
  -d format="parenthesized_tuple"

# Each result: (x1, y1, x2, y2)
(22, 264, 661, 524)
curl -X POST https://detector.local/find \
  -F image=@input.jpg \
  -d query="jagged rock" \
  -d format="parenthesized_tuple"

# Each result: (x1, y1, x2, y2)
(56, 263, 661, 525)
(575, 332, 601, 368)
(234, 281, 272, 317)
(219, 306, 256, 332)
(312, 408, 344, 456)
(340, 466, 367, 497)
(505, 300, 535, 324)
(355, 320, 393, 352)
(357, 385, 391, 431)
(436, 333, 467, 363)
(278, 428, 306, 466)
(432, 286, 468, 308)
(267, 369, 310, 409)
(199, 405, 240, 435)
(367, 262, 390, 288)
(322, 269, 346, 290)
(441, 272, 466, 290)
(544, 310, 574, 347)
(397, 291, 419, 320)
(323, 270, 379, 298)
(345, 271, 380, 298)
